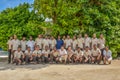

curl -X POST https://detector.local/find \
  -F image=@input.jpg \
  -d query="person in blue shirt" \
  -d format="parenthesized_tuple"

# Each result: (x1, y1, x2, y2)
(103, 46, 112, 64)
(56, 35, 64, 50)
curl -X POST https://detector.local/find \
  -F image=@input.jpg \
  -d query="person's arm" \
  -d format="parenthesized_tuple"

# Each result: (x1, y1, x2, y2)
(88, 50, 92, 58)
(81, 51, 84, 56)
(11, 40, 13, 52)
(83, 38, 85, 49)
(89, 38, 92, 49)
(14, 51, 17, 59)
(21, 52, 24, 58)
(63, 50, 67, 56)
(98, 49, 101, 57)
(108, 50, 112, 58)
(71, 39, 73, 47)
(49, 40, 52, 49)
(7, 41, 9, 50)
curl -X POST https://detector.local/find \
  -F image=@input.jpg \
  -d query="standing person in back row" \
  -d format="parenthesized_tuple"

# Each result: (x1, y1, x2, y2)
(84, 34, 91, 49)
(35, 34, 43, 50)
(26, 36, 35, 51)
(20, 37, 27, 53)
(11, 35, 20, 62)
(72, 35, 78, 51)
(64, 35, 72, 49)
(42, 36, 51, 49)
(98, 34, 105, 57)
(77, 34, 84, 50)
(91, 33, 98, 49)
(50, 36, 56, 50)
(56, 36, 64, 50)
(7, 36, 13, 63)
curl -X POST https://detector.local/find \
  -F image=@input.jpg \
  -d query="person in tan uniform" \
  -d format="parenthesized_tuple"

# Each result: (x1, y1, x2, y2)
(59, 46, 68, 64)
(72, 36, 78, 51)
(42, 36, 51, 49)
(32, 46, 42, 64)
(24, 47, 33, 64)
(7, 36, 13, 63)
(91, 44, 101, 64)
(50, 47, 60, 63)
(64, 35, 72, 49)
(74, 47, 84, 63)
(11, 35, 20, 62)
(98, 34, 105, 58)
(50, 36, 57, 50)
(62, 35, 66, 47)
(77, 34, 84, 50)
(42, 46, 51, 63)
(20, 37, 27, 53)
(13, 47, 24, 65)
(84, 34, 91, 49)
(35, 34, 43, 50)
(83, 46, 92, 63)
(12, 35, 20, 51)
(67, 46, 74, 63)
(91, 34, 98, 49)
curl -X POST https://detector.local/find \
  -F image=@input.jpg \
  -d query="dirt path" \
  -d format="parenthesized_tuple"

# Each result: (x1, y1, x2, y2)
(0, 60, 120, 80)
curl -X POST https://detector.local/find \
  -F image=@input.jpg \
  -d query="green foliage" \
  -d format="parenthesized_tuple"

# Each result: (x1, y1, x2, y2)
(34, 0, 120, 58)
(0, 3, 44, 50)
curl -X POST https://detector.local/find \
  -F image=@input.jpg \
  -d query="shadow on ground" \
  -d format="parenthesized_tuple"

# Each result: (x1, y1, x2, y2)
(0, 62, 49, 71)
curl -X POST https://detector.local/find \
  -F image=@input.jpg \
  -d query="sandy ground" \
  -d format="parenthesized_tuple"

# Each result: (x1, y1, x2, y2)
(0, 60, 120, 80)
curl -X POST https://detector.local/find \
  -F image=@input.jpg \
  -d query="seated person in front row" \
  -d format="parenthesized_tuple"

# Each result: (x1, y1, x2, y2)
(32, 45, 42, 64)
(91, 44, 101, 64)
(42, 46, 50, 63)
(103, 46, 112, 64)
(24, 47, 33, 64)
(74, 47, 84, 63)
(83, 46, 92, 63)
(50, 47, 60, 63)
(13, 47, 24, 65)
(67, 46, 74, 63)
(59, 46, 67, 64)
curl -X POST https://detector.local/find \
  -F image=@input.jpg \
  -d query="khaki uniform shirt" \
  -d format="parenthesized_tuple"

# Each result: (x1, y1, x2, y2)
(91, 48, 101, 56)
(75, 50, 83, 56)
(50, 39, 56, 49)
(98, 38, 105, 49)
(65, 39, 72, 48)
(20, 40, 27, 51)
(14, 51, 23, 59)
(72, 39, 78, 50)
(42, 49, 50, 57)
(43, 39, 50, 49)
(35, 38, 43, 49)
(84, 50, 91, 57)
(91, 38, 98, 49)
(33, 50, 42, 55)
(84, 37, 91, 48)
(77, 38, 84, 48)
(24, 50, 32, 55)
(12, 39, 20, 50)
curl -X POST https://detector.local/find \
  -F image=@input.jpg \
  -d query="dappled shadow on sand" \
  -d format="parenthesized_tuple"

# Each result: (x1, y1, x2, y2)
(0, 62, 49, 71)
(0, 61, 110, 71)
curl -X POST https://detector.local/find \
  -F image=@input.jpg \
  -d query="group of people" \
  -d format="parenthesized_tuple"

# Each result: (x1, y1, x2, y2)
(7, 33, 112, 65)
